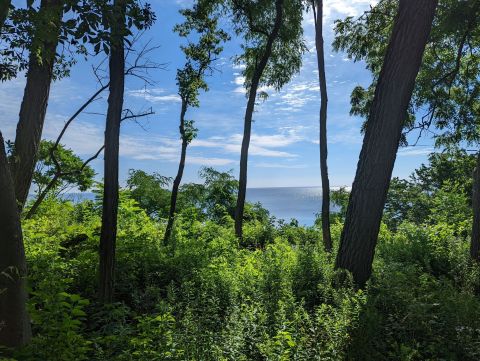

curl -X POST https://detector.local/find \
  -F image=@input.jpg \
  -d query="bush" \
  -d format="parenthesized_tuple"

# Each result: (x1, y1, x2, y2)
(14, 188, 480, 361)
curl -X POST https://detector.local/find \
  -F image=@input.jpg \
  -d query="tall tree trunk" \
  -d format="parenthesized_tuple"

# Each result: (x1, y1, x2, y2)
(164, 100, 188, 245)
(234, 0, 284, 239)
(0, 131, 31, 348)
(313, 0, 332, 252)
(471, 151, 480, 261)
(11, 0, 62, 209)
(335, 0, 437, 287)
(0, 0, 11, 32)
(98, 0, 126, 304)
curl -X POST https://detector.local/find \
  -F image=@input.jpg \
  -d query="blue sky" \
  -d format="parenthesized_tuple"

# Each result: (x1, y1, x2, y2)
(0, 0, 435, 188)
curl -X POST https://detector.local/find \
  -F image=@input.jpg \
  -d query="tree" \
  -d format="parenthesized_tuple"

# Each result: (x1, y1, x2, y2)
(10, 0, 64, 209)
(126, 169, 171, 219)
(0, 132, 31, 348)
(177, 167, 239, 222)
(334, 0, 480, 262)
(163, 1, 228, 245)
(198, 167, 239, 220)
(23, 140, 95, 219)
(335, 0, 438, 286)
(97, 0, 155, 304)
(330, 187, 350, 222)
(311, 0, 331, 252)
(98, 0, 127, 304)
(4, 0, 154, 208)
(232, 0, 306, 238)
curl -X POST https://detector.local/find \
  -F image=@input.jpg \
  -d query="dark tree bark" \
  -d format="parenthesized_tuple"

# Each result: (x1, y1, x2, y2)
(164, 100, 188, 245)
(471, 151, 480, 261)
(335, 0, 437, 287)
(234, 0, 284, 239)
(312, 0, 332, 252)
(11, 0, 62, 209)
(0, 0, 11, 32)
(99, 0, 126, 304)
(0, 131, 31, 348)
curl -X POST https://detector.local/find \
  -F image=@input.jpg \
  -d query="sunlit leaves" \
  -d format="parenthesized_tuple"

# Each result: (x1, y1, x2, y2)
(0, 0, 156, 81)
(333, 0, 480, 148)
(174, 0, 229, 143)
(232, 0, 307, 93)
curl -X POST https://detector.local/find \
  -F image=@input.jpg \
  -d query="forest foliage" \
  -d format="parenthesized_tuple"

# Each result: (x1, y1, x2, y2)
(1, 0, 480, 359)
(3, 155, 480, 360)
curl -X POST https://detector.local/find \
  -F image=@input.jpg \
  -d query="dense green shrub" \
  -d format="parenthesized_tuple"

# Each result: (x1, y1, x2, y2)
(7, 176, 480, 360)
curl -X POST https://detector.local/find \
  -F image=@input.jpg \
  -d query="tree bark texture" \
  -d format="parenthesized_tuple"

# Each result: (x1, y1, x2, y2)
(313, 0, 332, 252)
(12, 0, 62, 209)
(0, 131, 32, 348)
(335, 0, 437, 286)
(99, 0, 126, 304)
(234, 0, 284, 239)
(471, 151, 480, 261)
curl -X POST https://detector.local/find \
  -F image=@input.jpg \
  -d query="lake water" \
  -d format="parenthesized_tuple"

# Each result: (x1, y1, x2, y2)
(247, 187, 323, 226)
(63, 187, 327, 226)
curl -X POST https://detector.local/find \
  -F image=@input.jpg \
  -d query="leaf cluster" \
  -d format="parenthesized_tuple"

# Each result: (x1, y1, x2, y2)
(31, 140, 96, 196)
(231, 0, 307, 93)
(333, 0, 480, 147)
(0, 0, 156, 81)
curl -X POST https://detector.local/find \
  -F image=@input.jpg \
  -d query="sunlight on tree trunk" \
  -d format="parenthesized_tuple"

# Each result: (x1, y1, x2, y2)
(11, 0, 63, 210)
(336, 0, 438, 287)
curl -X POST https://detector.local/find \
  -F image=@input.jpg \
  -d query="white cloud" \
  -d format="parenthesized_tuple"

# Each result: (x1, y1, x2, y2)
(323, 0, 379, 19)
(233, 76, 245, 86)
(232, 63, 246, 70)
(254, 162, 307, 169)
(187, 156, 236, 166)
(174, 0, 194, 8)
(128, 88, 181, 103)
(397, 147, 434, 157)
(191, 129, 303, 159)
(120, 134, 236, 166)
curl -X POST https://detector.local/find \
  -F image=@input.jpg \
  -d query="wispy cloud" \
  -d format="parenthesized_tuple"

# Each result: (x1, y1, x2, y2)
(191, 129, 303, 158)
(254, 162, 307, 169)
(128, 88, 181, 103)
(397, 147, 434, 157)
(323, 0, 379, 19)
(174, 0, 194, 8)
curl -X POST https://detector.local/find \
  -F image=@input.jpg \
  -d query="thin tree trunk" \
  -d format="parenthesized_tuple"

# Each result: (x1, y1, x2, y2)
(0, 131, 32, 348)
(313, 0, 332, 252)
(0, 0, 11, 32)
(234, 0, 284, 239)
(11, 0, 62, 209)
(335, 0, 437, 287)
(164, 100, 188, 245)
(99, 0, 126, 304)
(471, 151, 480, 261)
